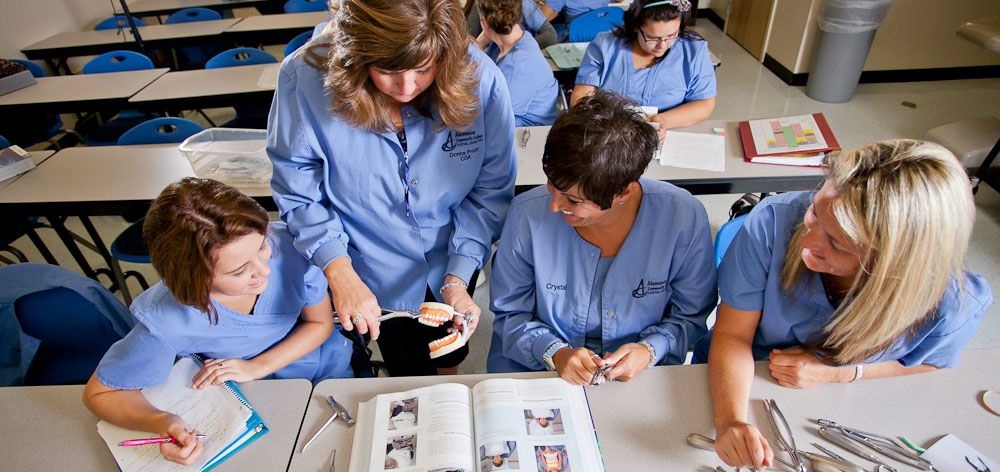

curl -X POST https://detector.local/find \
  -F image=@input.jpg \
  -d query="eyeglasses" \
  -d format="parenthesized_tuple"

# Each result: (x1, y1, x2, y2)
(637, 28, 679, 46)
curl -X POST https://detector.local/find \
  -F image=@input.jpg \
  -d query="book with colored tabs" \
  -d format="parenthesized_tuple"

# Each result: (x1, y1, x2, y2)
(96, 356, 269, 472)
(738, 113, 840, 166)
(347, 378, 606, 472)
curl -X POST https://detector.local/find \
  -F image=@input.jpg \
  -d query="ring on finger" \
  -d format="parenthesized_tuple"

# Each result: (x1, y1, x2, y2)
(352, 314, 364, 325)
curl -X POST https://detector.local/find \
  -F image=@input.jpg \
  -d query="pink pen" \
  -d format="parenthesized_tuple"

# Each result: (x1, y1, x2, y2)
(118, 434, 207, 447)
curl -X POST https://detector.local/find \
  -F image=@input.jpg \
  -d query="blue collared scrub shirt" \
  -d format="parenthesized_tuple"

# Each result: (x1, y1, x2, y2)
(267, 45, 517, 312)
(546, 0, 609, 22)
(693, 192, 993, 367)
(96, 224, 355, 389)
(521, 0, 550, 35)
(575, 32, 716, 113)
(486, 33, 559, 127)
(487, 179, 717, 372)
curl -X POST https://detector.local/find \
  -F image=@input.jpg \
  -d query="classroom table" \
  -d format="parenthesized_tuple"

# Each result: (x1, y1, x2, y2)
(21, 19, 240, 74)
(290, 348, 1000, 472)
(0, 68, 168, 116)
(223, 10, 328, 45)
(128, 63, 278, 113)
(128, 0, 271, 18)
(0, 149, 56, 191)
(0, 378, 312, 471)
(516, 121, 825, 195)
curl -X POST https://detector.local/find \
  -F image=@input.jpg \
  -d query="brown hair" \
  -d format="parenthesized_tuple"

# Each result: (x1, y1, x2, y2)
(143, 177, 269, 324)
(305, 0, 480, 132)
(478, 0, 522, 35)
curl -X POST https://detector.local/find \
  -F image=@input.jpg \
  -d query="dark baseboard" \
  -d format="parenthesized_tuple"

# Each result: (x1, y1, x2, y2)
(699, 8, 725, 31)
(762, 54, 1000, 86)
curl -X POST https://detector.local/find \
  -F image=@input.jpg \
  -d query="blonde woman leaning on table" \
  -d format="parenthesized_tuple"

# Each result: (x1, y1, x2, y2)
(697, 140, 993, 470)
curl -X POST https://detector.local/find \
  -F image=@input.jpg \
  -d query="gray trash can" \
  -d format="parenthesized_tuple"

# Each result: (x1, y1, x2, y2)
(805, 0, 893, 103)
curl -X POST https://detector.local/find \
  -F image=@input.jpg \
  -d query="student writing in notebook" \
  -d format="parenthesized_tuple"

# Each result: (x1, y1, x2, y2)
(571, 0, 715, 141)
(83, 178, 354, 466)
(698, 140, 993, 470)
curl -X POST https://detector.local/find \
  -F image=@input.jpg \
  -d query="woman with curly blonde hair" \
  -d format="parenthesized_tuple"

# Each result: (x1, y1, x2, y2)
(700, 139, 992, 470)
(268, 0, 517, 377)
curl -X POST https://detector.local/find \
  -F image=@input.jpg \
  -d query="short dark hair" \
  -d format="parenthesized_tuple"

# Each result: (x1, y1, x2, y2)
(478, 0, 522, 35)
(542, 91, 657, 209)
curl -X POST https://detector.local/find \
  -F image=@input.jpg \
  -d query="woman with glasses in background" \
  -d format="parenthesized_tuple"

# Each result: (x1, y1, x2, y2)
(570, 0, 715, 140)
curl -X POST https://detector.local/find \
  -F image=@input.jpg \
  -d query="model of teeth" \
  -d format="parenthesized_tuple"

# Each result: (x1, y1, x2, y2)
(428, 329, 467, 359)
(418, 302, 453, 327)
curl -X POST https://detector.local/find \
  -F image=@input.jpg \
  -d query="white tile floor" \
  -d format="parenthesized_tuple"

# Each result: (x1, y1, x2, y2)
(6, 20, 999, 375)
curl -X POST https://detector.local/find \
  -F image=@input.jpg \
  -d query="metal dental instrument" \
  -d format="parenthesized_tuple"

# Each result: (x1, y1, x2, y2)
(818, 426, 898, 472)
(817, 419, 933, 470)
(762, 399, 807, 472)
(812, 442, 870, 472)
(797, 449, 867, 472)
(301, 396, 355, 452)
(686, 433, 796, 470)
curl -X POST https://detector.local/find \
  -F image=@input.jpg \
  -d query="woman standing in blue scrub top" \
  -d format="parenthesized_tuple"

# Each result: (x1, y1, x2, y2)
(703, 140, 992, 470)
(571, 0, 715, 141)
(83, 178, 354, 466)
(479, 0, 560, 127)
(469, 0, 559, 50)
(487, 91, 716, 384)
(267, 0, 517, 377)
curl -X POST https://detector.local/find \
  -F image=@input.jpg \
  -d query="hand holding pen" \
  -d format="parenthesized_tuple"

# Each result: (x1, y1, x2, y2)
(119, 434, 207, 447)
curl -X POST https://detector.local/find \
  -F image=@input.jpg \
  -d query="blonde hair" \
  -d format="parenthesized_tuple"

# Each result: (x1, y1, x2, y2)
(306, 0, 479, 132)
(781, 139, 974, 365)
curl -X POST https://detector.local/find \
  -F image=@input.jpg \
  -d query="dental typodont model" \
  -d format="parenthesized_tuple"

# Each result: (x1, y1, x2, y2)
(420, 302, 469, 359)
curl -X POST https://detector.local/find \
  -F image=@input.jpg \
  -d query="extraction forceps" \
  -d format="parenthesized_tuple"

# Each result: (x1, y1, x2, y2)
(762, 399, 807, 472)
(816, 419, 935, 471)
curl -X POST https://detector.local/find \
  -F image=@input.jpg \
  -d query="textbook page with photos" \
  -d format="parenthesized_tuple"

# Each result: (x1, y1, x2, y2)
(347, 378, 606, 472)
(96, 357, 268, 472)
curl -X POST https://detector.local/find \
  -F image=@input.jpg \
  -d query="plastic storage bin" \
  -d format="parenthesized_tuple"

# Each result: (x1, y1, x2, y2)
(179, 128, 271, 187)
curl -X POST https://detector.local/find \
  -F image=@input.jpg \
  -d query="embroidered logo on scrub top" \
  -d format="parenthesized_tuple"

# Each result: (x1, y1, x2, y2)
(545, 282, 567, 292)
(441, 130, 484, 161)
(632, 278, 667, 298)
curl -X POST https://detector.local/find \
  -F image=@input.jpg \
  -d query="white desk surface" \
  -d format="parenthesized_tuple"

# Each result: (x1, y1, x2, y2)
(0, 145, 269, 206)
(515, 121, 824, 191)
(290, 349, 1000, 472)
(0, 378, 312, 471)
(129, 63, 277, 103)
(129, 0, 267, 16)
(0, 150, 56, 191)
(225, 11, 327, 33)
(0, 68, 168, 108)
(22, 18, 241, 52)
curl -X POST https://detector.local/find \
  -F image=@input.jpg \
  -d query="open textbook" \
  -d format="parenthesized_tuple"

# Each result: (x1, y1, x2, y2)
(96, 357, 268, 472)
(347, 378, 606, 472)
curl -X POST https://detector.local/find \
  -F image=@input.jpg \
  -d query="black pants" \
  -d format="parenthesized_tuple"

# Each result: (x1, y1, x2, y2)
(376, 271, 479, 377)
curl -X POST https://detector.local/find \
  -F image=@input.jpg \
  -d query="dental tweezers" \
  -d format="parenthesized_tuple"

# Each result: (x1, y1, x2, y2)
(762, 399, 807, 472)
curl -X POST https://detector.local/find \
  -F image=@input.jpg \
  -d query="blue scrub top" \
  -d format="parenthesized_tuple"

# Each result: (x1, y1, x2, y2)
(486, 33, 559, 126)
(267, 45, 517, 311)
(575, 32, 716, 113)
(487, 179, 717, 372)
(694, 192, 992, 367)
(95, 223, 354, 389)
(521, 0, 549, 35)
(546, 0, 609, 22)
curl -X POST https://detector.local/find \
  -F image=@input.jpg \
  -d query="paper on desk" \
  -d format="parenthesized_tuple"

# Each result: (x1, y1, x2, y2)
(920, 434, 997, 472)
(658, 130, 725, 172)
(257, 64, 279, 89)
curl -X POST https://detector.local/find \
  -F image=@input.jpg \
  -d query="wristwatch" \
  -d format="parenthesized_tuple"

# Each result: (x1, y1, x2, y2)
(541, 342, 569, 371)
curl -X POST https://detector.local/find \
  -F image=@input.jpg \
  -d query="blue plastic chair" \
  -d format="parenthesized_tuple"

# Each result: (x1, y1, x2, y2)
(0, 134, 9, 148)
(284, 0, 328, 13)
(284, 30, 313, 57)
(567, 7, 624, 43)
(11, 58, 44, 77)
(714, 214, 747, 267)
(206, 47, 277, 128)
(118, 117, 204, 145)
(165, 8, 223, 69)
(94, 15, 146, 31)
(81, 50, 154, 74)
(81, 51, 157, 146)
(0, 263, 133, 386)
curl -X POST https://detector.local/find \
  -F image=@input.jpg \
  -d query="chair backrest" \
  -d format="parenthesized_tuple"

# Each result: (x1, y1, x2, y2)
(284, 0, 328, 13)
(118, 117, 205, 145)
(206, 47, 278, 69)
(0, 264, 132, 386)
(0, 134, 9, 148)
(94, 15, 145, 31)
(567, 6, 624, 43)
(165, 7, 222, 24)
(714, 214, 747, 267)
(284, 30, 313, 57)
(11, 59, 45, 78)
(82, 50, 154, 74)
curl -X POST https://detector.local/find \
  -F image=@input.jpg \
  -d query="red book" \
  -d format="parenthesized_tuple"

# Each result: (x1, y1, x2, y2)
(738, 113, 840, 166)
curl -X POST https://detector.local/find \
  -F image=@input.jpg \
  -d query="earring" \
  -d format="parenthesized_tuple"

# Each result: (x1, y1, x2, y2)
(618, 200, 624, 206)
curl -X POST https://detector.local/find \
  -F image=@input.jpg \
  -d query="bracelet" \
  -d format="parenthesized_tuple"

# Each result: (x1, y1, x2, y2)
(850, 364, 864, 382)
(439, 280, 468, 295)
(637, 340, 657, 369)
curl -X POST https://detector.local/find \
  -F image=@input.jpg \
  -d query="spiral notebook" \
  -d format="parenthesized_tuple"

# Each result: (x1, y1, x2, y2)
(96, 356, 269, 472)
